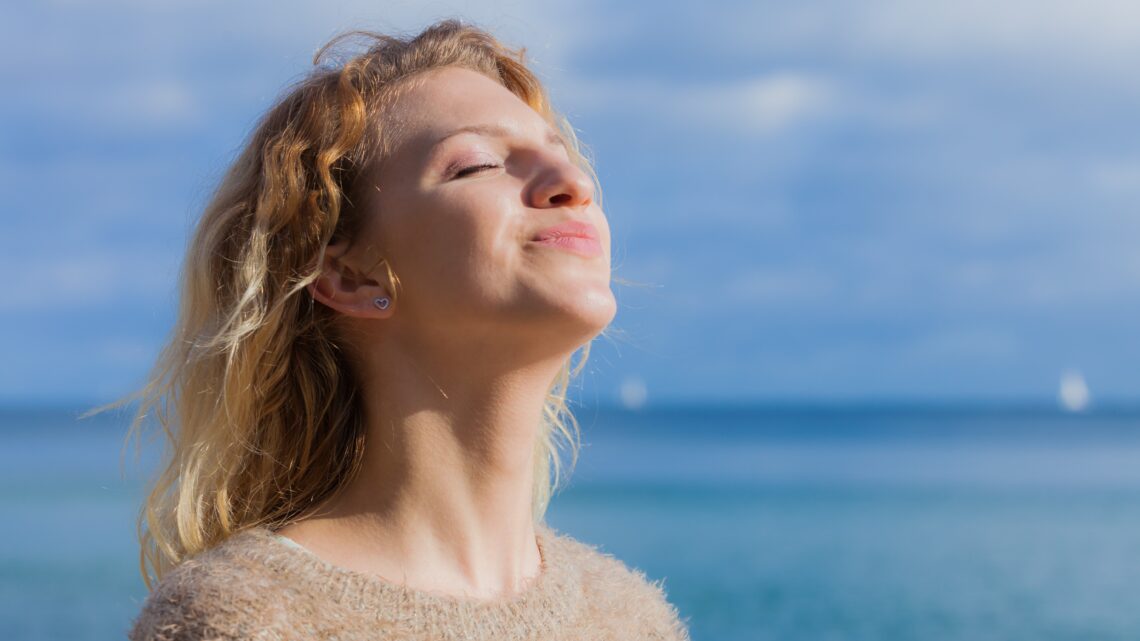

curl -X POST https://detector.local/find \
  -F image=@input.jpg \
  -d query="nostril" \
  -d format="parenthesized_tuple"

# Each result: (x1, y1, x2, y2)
(549, 193, 572, 205)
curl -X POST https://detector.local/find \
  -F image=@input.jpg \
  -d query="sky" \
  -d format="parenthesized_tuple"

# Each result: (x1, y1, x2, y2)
(3, 0, 1139, 406)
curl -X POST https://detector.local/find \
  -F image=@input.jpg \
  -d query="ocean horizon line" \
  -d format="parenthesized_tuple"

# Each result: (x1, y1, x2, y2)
(4, 396, 1140, 419)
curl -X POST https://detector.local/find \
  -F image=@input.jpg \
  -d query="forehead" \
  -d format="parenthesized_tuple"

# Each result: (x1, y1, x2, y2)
(380, 66, 550, 158)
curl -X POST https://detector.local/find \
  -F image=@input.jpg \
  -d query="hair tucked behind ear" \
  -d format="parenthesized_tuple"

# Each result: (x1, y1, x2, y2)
(105, 18, 602, 589)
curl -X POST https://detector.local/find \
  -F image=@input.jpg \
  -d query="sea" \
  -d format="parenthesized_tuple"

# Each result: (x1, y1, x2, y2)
(3, 403, 1140, 641)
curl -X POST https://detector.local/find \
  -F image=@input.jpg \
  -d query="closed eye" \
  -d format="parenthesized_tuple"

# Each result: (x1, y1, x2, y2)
(454, 163, 500, 179)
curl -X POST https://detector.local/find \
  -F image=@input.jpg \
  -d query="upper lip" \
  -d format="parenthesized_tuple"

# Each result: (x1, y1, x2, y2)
(531, 220, 600, 242)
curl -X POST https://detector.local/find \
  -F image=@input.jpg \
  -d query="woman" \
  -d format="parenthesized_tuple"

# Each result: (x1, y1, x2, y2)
(126, 19, 690, 641)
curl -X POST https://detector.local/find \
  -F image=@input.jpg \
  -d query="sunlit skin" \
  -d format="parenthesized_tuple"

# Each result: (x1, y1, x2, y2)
(276, 66, 617, 600)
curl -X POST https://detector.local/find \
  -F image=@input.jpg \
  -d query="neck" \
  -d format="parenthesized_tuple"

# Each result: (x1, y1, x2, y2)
(287, 332, 573, 599)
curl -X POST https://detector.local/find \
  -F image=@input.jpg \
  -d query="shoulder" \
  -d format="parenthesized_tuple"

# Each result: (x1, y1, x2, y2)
(128, 530, 294, 641)
(546, 528, 692, 641)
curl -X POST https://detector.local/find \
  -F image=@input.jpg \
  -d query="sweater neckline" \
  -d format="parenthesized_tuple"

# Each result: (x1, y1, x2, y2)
(233, 522, 581, 631)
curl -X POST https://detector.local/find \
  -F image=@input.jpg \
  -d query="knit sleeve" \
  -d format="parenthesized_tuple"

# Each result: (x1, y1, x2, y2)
(577, 543, 693, 641)
(126, 557, 290, 641)
(642, 575, 692, 641)
(622, 569, 692, 641)
(127, 571, 239, 641)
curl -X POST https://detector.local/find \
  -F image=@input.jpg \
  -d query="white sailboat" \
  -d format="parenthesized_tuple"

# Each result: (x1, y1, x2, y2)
(619, 376, 648, 410)
(1058, 370, 1091, 412)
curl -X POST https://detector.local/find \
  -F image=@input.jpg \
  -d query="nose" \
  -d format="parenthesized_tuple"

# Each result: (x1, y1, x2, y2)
(528, 156, 594, 209)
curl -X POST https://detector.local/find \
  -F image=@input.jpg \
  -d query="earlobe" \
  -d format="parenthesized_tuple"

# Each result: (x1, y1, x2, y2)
(309, 275, 394, 319)
(308, 243, 395, 319)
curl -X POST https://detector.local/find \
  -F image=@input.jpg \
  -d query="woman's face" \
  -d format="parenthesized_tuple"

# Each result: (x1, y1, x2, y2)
(352, 66, 616, 351)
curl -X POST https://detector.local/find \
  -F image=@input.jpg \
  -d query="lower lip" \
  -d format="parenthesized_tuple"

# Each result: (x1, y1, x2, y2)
(532, 236, 603, 257)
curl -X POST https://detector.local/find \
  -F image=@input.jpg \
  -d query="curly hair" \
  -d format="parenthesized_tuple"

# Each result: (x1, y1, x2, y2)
(115, 19, 600, 588)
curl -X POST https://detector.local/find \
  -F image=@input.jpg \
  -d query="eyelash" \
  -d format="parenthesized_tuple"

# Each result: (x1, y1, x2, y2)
(453, 163, 500, 179)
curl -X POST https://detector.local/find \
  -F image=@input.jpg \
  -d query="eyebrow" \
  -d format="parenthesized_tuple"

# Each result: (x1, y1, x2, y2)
(431, 123, 567, 151)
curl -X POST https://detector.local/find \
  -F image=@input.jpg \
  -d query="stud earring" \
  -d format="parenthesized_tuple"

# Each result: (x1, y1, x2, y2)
(373, 297, 391, 311)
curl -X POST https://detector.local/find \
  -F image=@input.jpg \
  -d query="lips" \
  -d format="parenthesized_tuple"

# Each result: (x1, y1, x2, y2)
(531, 221, 603, 257)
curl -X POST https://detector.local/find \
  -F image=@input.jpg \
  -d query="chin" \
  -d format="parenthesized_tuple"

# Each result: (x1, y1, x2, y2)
(582, 289, 618, 328)
(560, 286, 618, 342)
(515, 282, 616, 343)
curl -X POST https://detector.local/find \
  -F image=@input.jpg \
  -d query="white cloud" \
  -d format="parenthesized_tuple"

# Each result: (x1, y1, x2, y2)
(1088, 160, 1140, 194)
(3, 251, 176, 312)
(4, 0, 593, 70)
(4, 0, 601, 135)
(560, 72, 838, 137)
(63, 77, 205, 132)
(712, 0, 1140, 80)
(684, 73, 835, 136)
(853, 0, 1140, 69)
(112, 79, 201, 126)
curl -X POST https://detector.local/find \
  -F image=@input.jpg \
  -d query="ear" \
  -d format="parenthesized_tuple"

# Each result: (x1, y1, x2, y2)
(307, 239, 394, 319)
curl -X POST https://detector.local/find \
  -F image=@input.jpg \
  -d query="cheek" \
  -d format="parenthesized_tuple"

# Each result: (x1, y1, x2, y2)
(383, 191, 521, 299)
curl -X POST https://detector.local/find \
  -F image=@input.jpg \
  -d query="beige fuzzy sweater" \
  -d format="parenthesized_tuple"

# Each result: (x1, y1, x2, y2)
(128, 522, 691, 640)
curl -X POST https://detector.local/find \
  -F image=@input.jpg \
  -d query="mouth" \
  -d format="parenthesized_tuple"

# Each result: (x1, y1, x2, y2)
(531, 221, 603, 258)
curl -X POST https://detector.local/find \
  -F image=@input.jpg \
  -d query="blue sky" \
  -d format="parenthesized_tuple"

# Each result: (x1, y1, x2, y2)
(3, 1, 1139, 406)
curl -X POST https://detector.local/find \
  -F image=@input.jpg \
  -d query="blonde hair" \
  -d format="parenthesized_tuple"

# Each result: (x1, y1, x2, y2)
(117, 19, 601, 589)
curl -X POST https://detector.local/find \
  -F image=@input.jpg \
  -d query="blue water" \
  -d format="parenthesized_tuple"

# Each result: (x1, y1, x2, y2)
(4, 405, 1140, 640)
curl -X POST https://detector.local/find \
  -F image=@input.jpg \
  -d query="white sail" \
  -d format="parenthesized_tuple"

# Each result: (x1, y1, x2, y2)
(1058, 370, 1091, 412)
(619, 376, 648, 410)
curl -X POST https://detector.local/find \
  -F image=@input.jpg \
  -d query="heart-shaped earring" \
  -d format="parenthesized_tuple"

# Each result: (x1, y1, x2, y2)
(373, 297, 391, 311)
